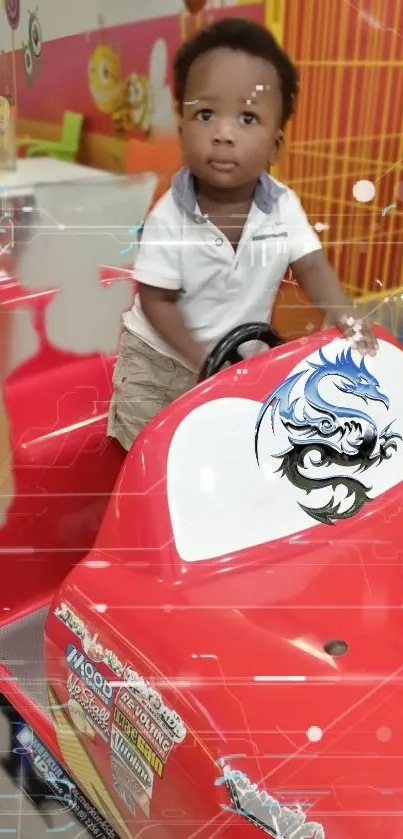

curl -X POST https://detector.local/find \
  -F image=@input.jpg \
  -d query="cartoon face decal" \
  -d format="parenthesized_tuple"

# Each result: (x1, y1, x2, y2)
(28, 11, 42, 59)
(22, 43, 33, 85)
(255, 345, 402, 525)
(124, 73, 151, 132)
(126, 74, 147, 108)
(88, 39, 174, 136)
(88, 45, 125, 115)
(28, 10, 43, 76)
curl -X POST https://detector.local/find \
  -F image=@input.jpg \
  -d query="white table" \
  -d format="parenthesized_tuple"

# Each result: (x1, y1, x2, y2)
(0, 157, 157, 256)
(9, 166, 158, 356)
(0, 157, 111, 199)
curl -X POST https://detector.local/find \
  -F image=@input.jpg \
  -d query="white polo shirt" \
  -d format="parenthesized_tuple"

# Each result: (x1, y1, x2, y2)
(124, 168, 322, 368)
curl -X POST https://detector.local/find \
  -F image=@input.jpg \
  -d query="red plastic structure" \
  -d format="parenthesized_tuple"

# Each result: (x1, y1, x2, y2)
(1, 317, 403, 839)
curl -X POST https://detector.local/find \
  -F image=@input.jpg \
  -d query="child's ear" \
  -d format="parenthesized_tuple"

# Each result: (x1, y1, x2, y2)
(268, 129, 284, 165)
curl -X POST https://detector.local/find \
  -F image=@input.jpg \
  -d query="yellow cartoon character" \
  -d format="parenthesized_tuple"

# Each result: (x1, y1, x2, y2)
(119, 39, 176, 136)
(111, 106, 132, 134)
(88, 45, 124, 115)
(124, 72, 152, 132)
(98, 39, 176, 136)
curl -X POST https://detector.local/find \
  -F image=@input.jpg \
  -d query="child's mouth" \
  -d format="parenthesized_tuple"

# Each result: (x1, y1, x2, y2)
(209, 160, 237, 172)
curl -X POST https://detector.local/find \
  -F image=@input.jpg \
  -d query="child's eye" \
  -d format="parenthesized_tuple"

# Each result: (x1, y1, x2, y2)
(196, 109, 214, 122)
(240, 112, 259, 126)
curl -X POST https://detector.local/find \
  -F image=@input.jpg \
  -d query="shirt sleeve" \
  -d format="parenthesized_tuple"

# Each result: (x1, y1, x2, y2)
(286, 190, 322, 265)
(133, 198, 182, 291)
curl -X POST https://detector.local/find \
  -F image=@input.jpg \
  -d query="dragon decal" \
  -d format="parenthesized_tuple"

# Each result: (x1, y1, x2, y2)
(255, 346, 401, 525)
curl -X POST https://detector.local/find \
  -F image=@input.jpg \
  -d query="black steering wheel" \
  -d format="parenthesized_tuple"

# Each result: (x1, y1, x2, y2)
(198, 321, 285, 382)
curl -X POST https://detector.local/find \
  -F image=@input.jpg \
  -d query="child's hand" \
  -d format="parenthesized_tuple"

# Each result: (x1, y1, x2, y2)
(338, 314, 378, 357)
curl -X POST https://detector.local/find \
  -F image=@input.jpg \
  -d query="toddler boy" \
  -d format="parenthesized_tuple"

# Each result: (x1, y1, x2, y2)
(108, 18, 376, 451)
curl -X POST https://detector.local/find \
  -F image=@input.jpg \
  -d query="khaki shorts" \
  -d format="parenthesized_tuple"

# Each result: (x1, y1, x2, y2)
(107, 329, 197, 451)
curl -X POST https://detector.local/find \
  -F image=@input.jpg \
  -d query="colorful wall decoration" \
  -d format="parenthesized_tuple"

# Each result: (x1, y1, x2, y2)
(2, 0, 401, 296)
(21, 7, 43, 85)
(0, 0, 264, 169)
(87, 38, 176, 137)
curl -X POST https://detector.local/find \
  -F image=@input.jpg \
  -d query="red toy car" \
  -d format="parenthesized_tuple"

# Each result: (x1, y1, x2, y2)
(1, 313, 403, 839)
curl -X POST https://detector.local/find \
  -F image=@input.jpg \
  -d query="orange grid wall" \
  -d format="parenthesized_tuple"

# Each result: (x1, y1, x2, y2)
(266, 0, 403, 297)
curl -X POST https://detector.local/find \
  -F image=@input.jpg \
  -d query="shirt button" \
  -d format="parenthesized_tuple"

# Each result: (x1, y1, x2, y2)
(215, 236, 223, 247)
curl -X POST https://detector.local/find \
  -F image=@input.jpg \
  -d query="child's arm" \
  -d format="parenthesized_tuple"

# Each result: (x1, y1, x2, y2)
(139, 285, 207, 371)
(286, 191, 378, 356)
(291, 249, 378, 356)
(133, 199, 208, 371)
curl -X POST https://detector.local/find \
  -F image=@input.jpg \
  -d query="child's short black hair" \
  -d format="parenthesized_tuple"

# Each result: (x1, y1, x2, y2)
(174, 17, 299, 129)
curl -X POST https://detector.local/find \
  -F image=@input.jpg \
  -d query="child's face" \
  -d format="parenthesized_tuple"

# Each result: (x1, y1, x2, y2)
(179, 48, 284, 194)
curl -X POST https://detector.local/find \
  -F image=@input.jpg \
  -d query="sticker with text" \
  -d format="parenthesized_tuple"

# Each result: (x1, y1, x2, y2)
(66, 644, 113, 707)
(113, 778, 137, 815)
(15, 723, 118, 839)
(67, 672, 110, 741)
(123, 666, 187, 745)
(55, 602, 125, 677)
(113, 705, 164, 778)
(111, 755, 150, 819)
(116, 688, 174, 763)
(110, 724, 154, 799)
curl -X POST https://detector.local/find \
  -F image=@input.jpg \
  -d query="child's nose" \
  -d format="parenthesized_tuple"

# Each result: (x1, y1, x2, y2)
(212, 119, 236, 145)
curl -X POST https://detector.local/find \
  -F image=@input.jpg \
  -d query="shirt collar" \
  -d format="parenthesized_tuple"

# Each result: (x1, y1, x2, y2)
(171, 166, 285, 223)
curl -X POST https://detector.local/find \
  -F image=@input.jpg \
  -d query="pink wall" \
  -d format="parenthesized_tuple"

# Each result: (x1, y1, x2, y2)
(6, 4, 264, 137)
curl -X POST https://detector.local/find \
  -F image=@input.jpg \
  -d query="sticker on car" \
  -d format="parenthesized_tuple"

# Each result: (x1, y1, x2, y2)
(66, 644, 113, 706)
(55, 601, 126, 676)
(116, 689, 173, 762)
(123, 666, 187, 744)
(67, 672, 111, 741)
(111, 755, 151, 818)
(113, 705, 164, 778)
(110, 724, 153, 798)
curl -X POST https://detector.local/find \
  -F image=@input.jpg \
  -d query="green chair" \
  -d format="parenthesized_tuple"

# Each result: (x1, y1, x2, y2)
(17, 111, 84, 162)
